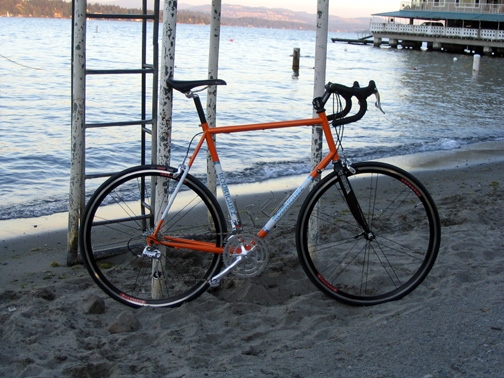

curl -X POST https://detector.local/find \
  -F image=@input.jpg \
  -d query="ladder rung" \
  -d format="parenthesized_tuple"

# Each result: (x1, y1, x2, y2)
(86, 119, 154, 129)
(87, 68, 154, 75)
(92, 214, 152, 228)
(86, 13, 156, 20)
(78, 9, 158, 188)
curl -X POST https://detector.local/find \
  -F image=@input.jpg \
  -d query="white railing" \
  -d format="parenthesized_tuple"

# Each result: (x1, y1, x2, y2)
(370, 22, 504, 41)
(397, 1, 504, 14)
(481, 29, 498, 39)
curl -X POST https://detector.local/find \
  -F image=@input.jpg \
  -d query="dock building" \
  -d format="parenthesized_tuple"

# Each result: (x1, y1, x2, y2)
(370, 0, 504, 56)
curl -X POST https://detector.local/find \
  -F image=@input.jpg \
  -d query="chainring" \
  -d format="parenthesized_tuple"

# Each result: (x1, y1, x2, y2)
(223, 233, 268, 278)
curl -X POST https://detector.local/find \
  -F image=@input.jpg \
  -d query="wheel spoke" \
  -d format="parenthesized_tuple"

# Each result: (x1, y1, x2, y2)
(296, 162, 440, 305)
(81, 167, 226, 308)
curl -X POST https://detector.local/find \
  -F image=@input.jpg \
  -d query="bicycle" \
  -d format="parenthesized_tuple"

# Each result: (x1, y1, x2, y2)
(80, 78, 441, 308)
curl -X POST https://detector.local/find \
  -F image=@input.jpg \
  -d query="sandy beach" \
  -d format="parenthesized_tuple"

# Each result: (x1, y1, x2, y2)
(1, 141, 503, 377)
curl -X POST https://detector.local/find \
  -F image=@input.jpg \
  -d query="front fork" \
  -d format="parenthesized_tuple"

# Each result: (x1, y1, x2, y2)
(333, 160, 374, 241)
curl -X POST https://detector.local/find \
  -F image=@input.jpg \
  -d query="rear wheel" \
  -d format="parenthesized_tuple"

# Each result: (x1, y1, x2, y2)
(80, 165, 227, 308)
(296, 162, 440, 305)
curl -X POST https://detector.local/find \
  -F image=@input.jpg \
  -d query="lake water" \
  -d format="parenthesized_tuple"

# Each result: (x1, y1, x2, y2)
(1, 17, 503, 220)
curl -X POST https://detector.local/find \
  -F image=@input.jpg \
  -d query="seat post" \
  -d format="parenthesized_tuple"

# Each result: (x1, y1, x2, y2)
(192, 94, 208, 125)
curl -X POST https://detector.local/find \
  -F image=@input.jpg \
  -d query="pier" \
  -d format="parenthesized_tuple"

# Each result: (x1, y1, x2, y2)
(370, 1, 504, 56)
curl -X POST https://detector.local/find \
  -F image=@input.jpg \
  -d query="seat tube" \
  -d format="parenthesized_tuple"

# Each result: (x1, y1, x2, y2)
(192, 94, 207, 125)
(203, 124, 240, 231)
(214, 160, 241, 231)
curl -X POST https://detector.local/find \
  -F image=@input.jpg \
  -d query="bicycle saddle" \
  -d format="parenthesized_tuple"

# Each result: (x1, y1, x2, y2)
(167, 79, 227, 93)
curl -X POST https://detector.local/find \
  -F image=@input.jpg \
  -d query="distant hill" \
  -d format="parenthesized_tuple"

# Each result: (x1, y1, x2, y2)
(0, 0, 151, 18)
(1, 0, 371, 32)
(179, 3, 370, 32)
(100, 1, 371, 32)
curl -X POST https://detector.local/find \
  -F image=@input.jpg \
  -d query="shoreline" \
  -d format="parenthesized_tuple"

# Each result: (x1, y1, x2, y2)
(0, 140, 503, 376)
(1, 139, 503, 242)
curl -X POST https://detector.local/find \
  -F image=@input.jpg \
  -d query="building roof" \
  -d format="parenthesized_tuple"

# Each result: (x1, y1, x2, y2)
(373, 10, 504, 23)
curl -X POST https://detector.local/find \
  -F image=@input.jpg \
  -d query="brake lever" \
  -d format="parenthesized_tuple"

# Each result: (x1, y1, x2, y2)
(374, 89, 385, 114)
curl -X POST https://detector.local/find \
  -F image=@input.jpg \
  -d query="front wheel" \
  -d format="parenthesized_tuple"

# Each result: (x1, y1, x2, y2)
(295, 162, 440, 306)
(80, 165, 227, 308)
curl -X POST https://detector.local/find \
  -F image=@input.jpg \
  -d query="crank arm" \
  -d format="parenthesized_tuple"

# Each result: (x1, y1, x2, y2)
(209, 255, 244, 287)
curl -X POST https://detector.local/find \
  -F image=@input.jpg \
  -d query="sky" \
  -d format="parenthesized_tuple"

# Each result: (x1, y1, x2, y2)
(181, 0, 402, 18)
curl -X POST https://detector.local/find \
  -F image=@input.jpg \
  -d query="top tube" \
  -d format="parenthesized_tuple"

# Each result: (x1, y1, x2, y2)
(166, 78, 379, 128)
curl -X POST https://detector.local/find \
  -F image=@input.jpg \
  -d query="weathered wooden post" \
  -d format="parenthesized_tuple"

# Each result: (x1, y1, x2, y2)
(68, 0, 87, 266)
(158, 0, 178, 168)
(292, 47, 300, 77)
(473, 54, 481, 72)
(152, 0, 178, 298)
(206, 0, 222, 196)
(312, 0, 329, 171)
(309, 0, 329, 245)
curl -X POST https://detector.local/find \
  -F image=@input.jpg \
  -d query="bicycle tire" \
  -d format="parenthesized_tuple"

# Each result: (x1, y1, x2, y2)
(80, 165, 227, 308)
(295, 161, 440, 306)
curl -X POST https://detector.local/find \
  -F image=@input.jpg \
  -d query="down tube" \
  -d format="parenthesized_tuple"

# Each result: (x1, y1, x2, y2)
(258, 176, 314, 237)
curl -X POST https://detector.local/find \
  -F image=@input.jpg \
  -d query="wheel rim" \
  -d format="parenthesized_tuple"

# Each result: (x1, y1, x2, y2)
(81, 168, 225, 307)
(298, 163, 440, 304)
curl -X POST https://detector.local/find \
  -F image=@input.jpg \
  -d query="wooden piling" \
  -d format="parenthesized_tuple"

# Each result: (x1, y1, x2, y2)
(68, 0, 86, 266)
(206, 0, 222, 196)
(473, 54, 481, 71)
(292, 47, 300, 76)
(312, 0, 328, 173)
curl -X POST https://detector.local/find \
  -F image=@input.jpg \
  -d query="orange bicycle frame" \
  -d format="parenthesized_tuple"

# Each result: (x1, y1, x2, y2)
(149, 97, 341, 253)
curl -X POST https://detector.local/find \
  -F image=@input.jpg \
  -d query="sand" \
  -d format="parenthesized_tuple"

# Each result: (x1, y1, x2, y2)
(1, 141, 503, 377)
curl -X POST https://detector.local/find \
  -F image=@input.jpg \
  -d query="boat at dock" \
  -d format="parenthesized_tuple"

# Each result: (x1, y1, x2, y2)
(331, 35, 375, 45)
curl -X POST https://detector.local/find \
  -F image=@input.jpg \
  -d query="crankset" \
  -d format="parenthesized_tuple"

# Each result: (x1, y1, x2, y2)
(222, 233, 269, 278)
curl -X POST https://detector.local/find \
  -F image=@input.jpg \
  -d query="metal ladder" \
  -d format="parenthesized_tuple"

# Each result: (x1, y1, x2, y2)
(69, 0, 160, 264)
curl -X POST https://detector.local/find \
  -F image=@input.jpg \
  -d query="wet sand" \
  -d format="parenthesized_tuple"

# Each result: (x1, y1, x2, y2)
(1, 141, 503, 377)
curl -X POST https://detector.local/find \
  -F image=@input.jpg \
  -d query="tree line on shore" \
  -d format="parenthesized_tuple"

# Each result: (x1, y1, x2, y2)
(1, 0, 319, 30)
(1, 0, 206, 23)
